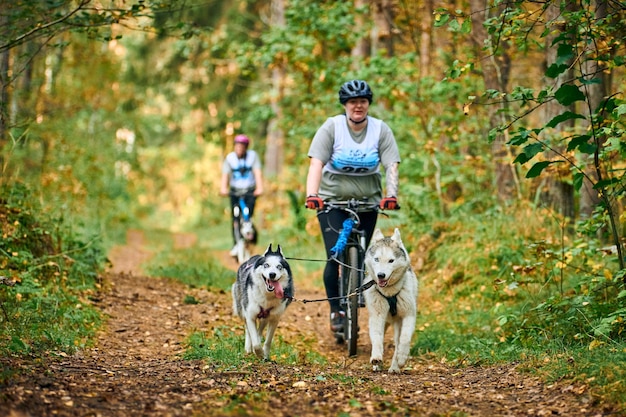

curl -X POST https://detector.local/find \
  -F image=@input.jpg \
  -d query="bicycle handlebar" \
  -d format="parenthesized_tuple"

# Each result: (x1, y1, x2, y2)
(321, 198, 381, 213)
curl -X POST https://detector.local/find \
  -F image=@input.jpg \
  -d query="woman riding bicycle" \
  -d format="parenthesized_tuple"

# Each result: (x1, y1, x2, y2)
(305, 79, 401, 334)
(220, 134, 264, 256)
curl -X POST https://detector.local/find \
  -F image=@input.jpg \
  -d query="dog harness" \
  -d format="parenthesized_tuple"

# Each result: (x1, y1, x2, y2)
(257, 306, 273, 319)
(377, 289, 399, 317)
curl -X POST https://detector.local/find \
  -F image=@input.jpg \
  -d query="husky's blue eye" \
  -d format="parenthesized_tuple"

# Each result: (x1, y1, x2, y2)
(276, 265, 283, 270)
(264, 262, 269, 268)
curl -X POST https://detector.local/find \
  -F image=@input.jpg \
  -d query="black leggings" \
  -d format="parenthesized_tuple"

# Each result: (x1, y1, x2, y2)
(317, 209, 378, 312)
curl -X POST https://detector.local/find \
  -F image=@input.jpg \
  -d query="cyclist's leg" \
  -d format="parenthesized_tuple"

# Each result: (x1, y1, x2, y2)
(318, 209, 348, 331)
(358, 210, 379, 247)
(230, 194, 240, 244)
(244, 192, 256, 217)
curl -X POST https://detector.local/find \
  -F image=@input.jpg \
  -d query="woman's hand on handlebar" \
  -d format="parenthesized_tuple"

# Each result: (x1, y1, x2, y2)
(379, 196, 400, 210)
(305, 195, 324, 210)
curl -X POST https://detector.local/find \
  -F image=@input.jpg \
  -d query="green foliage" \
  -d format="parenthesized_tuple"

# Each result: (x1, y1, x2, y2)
(500, 3, 624, 258)
(432, 0, 626, 377)
(1, 1, 202, 53)
(0, 184, 105, 356)
(438, 4, 625, 271)
(412, 194, 626, 403)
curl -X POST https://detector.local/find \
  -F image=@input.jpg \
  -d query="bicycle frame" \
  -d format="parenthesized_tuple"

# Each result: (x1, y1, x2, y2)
(321, 199, 379, 356)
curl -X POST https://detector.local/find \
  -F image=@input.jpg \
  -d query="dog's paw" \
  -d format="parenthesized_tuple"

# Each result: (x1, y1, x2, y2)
(253, 345, 263, 358)
(371, 359, 383, 372)
(388, 360, 402, 373)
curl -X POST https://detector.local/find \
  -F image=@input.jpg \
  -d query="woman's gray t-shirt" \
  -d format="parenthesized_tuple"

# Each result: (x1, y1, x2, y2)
(307, 115, 400, 202)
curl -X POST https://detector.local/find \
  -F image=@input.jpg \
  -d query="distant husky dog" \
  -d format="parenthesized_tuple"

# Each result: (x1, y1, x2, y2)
(232, 204, 258, 264)
(232, 244, 294, 360)
(363, 228, 418, 373)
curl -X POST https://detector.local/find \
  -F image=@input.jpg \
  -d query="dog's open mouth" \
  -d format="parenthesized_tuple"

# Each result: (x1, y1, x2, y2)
(265, 278, 284, 298)
(377, 279, 389, 288)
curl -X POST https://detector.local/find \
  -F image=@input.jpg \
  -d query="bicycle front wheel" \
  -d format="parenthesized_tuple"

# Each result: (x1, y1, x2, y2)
(345, 246, 360, 356)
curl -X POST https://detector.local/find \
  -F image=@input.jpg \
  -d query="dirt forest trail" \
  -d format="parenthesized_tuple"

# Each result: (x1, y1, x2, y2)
(0, 230, 614, 417)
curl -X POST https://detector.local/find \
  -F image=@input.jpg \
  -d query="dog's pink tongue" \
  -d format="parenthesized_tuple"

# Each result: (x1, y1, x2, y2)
(273, 281, 284, 298)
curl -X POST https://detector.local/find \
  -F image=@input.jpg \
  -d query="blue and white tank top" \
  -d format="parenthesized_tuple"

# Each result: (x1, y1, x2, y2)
(323, 115, 382, 176)
(224, 150, 258, 190)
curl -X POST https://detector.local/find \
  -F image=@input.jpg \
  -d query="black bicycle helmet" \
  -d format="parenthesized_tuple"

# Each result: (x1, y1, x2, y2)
(338, 79, 373, 104)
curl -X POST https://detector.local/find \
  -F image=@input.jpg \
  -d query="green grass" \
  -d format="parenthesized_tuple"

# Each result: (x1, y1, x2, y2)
(183, 326, 327, 369)
(184, 327, 244, 369)
(145, 247, 235, 291)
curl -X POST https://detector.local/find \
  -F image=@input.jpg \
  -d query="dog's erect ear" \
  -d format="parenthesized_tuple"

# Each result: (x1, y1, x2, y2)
(264, 244, 273, 256)
(276, 244, 284, 256)
(391, 228, 402, 243)
(372, 228, 385, 242)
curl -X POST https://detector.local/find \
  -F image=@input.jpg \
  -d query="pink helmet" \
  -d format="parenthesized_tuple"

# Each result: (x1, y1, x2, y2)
(234, 134, 250, 145)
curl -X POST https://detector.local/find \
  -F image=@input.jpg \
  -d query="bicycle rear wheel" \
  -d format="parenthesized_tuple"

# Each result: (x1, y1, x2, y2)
(345, 246, 360, 356)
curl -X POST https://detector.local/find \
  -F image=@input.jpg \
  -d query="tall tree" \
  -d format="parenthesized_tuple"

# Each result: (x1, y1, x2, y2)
(578, 0, 609, 220)
(539, 2, 576, 219)
(0, 5, 13, 145)
(0, 41, 8, 147)
(352, 0, 370, 60)
(372, 0, 396, 56)
(469, 0, 517, 201)
(419, 0, 433, 78)
(264, 0, 286, 178)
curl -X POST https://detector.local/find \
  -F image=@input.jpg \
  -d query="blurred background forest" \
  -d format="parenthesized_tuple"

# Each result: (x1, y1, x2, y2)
(1, 0, 626, 406)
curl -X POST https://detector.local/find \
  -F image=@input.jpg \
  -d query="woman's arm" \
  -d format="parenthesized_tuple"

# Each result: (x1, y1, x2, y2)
(385, 162, 399, 197)
(253, 168, 264, 196)
(306, 157, 324, 196)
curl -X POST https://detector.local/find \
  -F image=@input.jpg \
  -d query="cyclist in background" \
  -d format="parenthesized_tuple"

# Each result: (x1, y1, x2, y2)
(220, 134, 264, 256)
(304, 79, 401, 334)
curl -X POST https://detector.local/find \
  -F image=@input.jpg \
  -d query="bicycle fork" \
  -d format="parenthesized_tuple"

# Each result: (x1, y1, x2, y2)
(338, 235, 367, 311)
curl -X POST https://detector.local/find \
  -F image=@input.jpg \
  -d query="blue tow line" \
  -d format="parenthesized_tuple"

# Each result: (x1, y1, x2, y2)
(329, 218, 355, 257)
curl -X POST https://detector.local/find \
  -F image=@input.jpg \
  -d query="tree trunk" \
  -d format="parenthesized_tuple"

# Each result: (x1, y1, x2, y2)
(352, 0, 370, 60)
(579, 0, 608, 220)
(469, 0, 517, 201)
(264, 0, 286, 178)
(419, 0, 433, 78)
(0, 11, 9, 147)
(372, 0, 395, 57)
(540, 2, 575, 219)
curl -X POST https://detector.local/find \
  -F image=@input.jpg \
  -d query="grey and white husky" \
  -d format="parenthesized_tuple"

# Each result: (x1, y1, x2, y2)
(232, 204, 258, 264)
(363, 228, 419, 373)
(232, 244, 294, 360)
